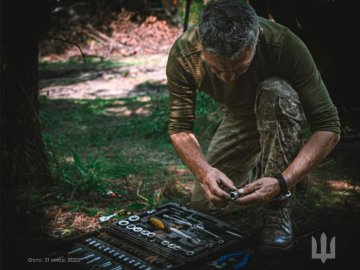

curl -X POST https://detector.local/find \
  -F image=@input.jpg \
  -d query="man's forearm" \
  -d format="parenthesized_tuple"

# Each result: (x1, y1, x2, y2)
(170, 132, 211, 182)
(170, 132, 236, 202)
(282, 131, 340, 188)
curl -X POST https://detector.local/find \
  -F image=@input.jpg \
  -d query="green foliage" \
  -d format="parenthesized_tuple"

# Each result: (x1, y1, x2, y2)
(178, 0, 204, 27)
(40, 90, 221, 209)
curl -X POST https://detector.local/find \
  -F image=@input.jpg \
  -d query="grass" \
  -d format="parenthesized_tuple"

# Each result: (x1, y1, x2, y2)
(38, 91, 222, 217)
(36, 62, 359, 235)
(39, 91, 360, 210)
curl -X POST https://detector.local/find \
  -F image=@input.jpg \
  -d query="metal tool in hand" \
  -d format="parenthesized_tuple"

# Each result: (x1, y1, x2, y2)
(229, 188, 245, 201)
(148, 216, 200, 244)
(99, 213, 117, 223)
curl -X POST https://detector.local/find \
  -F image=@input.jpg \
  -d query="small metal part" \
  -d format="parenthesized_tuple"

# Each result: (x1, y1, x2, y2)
(163, 214, 192, 227)
(196, 238, 206, 245)
(172, 228, 194, 240)
(205, 243, 213, 248)
(126, 224, 136, 230)
(100, 261, 112, 268)
(217, 239, 225, 244)
(174, 245, 182, 250)
(118, 220, 129, 226)
(141, 230, 150, 236)
(147, 209, 157, 214)
(225, 230, 243, 238)
(147, 232, 156, 237)
(128, 215, 140, 222)
(96, 244, 105, 250)
(195, 224, 221, 239)
(229, 190, 241, 200)
(67, 247, 83, 255)
(186, 251, 195, 256)
(110, 267, 123, 270)
(161, 240, 170, 246)
(168, 243, 176, 249)
(79, 253, 95, 262)
(133, 226, 143, 232)
(99, 213, 117, 223)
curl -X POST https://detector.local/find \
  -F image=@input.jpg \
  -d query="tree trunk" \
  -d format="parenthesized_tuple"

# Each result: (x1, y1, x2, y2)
(1, 1, 52, 190)
(1, 1, 53, 268)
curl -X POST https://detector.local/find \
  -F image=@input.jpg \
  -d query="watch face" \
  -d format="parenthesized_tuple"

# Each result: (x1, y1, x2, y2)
(277, 191, 292, 201)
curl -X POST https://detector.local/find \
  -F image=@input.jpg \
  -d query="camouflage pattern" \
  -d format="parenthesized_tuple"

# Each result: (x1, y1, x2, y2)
(190, 77, 307, 234)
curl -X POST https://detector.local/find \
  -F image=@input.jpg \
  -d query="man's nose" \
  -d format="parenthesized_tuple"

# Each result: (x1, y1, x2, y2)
(218, 72, 236, 83)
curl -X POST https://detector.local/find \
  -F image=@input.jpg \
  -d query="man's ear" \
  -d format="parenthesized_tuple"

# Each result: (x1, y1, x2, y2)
(200, 44, 208, 61)
(259, 27, 264, 37)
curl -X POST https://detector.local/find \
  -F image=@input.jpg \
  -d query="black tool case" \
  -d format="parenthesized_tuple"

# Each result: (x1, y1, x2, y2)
(46, 203, 245, 270)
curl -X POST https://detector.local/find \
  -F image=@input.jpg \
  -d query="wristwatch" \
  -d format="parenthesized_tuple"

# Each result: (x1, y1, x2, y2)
(274, 174, 292, 201)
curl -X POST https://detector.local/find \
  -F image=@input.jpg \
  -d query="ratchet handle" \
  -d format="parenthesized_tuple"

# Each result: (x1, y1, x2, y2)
(148, 216, 171, 232)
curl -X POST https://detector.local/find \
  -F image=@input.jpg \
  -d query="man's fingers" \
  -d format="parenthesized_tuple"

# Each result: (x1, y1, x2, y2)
(210, 183, 231, 199)
(234, 192, 262, 207)
(201, 183, 223, 202)
(220, 177, 236, 190)
(241, 182, 259, 195)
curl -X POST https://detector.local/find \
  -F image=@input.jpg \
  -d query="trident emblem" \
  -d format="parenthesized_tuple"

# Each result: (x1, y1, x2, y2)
(311, 232, 336, 263)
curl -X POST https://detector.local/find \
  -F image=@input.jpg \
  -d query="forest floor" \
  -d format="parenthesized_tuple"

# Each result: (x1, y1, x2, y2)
(7, 5, 360, 270)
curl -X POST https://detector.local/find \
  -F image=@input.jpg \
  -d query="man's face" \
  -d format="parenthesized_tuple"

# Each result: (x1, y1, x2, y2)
(202, 47, 256, 83)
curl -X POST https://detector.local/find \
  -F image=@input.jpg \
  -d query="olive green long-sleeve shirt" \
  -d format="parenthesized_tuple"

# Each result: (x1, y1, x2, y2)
(166, 17, 340, 135)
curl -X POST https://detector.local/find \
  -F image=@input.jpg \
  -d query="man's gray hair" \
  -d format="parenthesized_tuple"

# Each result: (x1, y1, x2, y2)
(199, 0, 259, 59)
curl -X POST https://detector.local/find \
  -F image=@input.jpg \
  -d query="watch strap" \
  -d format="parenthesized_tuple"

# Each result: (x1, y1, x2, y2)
(274, 174, 292, 200)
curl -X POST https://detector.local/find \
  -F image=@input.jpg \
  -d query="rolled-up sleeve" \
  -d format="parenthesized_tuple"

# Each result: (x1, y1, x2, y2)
(166, 44, 197, 134)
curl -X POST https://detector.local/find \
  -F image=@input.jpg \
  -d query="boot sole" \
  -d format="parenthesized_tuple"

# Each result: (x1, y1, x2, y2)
(259, 241, 294, 255)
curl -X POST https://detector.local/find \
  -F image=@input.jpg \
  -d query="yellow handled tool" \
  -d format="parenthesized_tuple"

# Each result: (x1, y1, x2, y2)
(148, 216, 195, 241)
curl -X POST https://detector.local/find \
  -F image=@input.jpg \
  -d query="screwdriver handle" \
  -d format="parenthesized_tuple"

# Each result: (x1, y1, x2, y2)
(148, 216, 172, 232)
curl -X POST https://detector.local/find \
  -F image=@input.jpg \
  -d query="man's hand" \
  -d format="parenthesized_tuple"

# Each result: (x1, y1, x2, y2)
(169, 132, 237, 207)
(200, 167, 236, 206)
(234, 177, 281, 208)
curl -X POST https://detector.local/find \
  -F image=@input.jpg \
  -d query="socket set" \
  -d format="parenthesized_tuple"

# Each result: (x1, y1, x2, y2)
(46, 203, 246, 270)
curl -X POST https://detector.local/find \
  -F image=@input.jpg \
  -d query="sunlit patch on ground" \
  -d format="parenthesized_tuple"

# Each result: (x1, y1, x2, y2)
(42, 206, 102, 238)
(326, 180, 360, 192)
(105, 103, 152, 116)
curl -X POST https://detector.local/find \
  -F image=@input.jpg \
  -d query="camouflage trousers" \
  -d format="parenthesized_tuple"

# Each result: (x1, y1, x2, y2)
(190, 77, 307, 234)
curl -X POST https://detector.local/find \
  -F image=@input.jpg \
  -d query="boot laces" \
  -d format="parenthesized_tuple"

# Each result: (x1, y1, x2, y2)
(264, 207, 289, 230)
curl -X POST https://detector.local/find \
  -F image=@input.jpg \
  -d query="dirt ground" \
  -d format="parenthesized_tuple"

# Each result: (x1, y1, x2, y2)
(39, 54, 169, 99)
